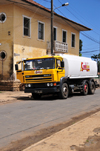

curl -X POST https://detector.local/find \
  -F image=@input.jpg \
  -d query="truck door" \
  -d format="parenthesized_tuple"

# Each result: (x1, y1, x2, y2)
(56, 59, 63, 81)
(16, 61, 24, 83)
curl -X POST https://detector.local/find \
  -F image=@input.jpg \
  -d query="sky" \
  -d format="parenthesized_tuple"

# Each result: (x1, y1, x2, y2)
(34, 0, 100, 58)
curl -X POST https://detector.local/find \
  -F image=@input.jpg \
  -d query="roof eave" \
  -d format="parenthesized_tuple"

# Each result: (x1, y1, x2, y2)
(21, 0, 91, 31)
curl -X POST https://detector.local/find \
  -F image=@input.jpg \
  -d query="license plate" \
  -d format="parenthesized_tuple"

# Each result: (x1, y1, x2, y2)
(35, 90, 42, 94)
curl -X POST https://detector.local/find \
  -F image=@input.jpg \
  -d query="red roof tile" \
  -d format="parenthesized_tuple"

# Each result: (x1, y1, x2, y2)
(25, 0, 51, 12)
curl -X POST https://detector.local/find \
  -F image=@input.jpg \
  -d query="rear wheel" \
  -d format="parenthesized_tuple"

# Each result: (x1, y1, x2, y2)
(32, 93, 41, 100)
(82, 81, 88, 95)
(59, 83, 69, 99)
(89, 80, 95, 94)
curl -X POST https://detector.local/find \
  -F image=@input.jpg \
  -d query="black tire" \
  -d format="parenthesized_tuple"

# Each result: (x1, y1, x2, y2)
(82, 80, 88, 95)
(32, 93, 41, 100)
(59, 83, 69, 99)
(89, 80, 95, 94)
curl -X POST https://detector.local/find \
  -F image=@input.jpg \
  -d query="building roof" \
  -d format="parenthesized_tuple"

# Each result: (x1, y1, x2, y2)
(0, 0, 91, 31)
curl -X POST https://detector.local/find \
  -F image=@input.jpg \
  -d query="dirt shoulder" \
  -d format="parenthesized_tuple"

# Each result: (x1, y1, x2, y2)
(0, 91, 32, 105)
(23, 109, 100, 151)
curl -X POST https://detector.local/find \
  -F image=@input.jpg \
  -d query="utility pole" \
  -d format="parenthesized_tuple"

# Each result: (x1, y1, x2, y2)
(99, 36, 100, 72)
(50, 1, 69, 55)
(51, 0, 54, 55)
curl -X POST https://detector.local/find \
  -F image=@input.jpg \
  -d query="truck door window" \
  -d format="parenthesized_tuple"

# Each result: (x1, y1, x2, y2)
(17, 62, 22, 71)
(56, 60, 61, 68)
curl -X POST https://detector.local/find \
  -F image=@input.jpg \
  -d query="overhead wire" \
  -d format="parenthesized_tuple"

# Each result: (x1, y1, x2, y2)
(81, 32, 100, 44)
(43, 0, 50, 2)
(82, 50, 99, 54)
(68, 3, 100, 35)
(57, 0, 100, 52)
(6, 0, 100, 44)
(58, 0, 87, 27)
(53, 6, 80, 49)
(6, 0, 34, 6)
(7, 0, 51, 50)
(2, 0, 99, 55)
(0, 0, 81, 45)
(63, 0, 100, 36)
(0, 0, 51, 33)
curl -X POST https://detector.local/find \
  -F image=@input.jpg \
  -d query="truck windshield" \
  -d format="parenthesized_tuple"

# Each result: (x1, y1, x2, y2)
(24, 58, 55, 71)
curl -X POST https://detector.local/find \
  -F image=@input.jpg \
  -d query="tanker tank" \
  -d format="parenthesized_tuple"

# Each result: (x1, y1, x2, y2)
(59, 54, 98, 79)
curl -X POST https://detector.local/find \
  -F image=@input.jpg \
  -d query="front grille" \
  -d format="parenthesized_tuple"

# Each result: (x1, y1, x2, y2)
(25, 74, 51, 78)
(25, 74, 53, 83)
(32, 83, 47, 88)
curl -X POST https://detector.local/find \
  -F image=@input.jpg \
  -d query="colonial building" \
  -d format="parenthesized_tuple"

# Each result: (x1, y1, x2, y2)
(0, 0, 91, 80)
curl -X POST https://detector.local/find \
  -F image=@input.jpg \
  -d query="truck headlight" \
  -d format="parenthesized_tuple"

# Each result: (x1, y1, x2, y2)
(26, 84, 31, 87)
(28, 84, 31, 87)
(47, 83, 50, 87)
(50, 83, 53, 86)
(47, 83, 53, 87)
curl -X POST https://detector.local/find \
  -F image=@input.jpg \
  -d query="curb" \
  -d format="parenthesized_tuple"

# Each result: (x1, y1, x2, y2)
(23, 111, 100, 151)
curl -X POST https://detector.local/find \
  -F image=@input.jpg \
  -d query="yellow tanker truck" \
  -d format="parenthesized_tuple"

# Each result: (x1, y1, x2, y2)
(15, 54, 98, 99)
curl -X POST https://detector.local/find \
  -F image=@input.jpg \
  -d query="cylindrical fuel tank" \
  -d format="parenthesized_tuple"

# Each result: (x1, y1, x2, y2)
(59, 54, 98, 79)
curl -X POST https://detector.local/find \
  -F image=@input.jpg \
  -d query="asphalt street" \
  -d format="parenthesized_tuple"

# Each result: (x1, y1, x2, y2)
(0, 89, 100, 149)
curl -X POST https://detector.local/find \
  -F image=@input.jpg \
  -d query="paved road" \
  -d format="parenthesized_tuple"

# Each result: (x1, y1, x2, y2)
(0, 89, 100, 149)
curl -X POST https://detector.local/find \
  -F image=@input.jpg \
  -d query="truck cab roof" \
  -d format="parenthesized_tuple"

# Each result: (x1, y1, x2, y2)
(26, 55, 63, 61)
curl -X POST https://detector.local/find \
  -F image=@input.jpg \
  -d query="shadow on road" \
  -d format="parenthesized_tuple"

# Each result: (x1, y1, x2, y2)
(14, 94, 58, 101)
(12, 92, 86, 102)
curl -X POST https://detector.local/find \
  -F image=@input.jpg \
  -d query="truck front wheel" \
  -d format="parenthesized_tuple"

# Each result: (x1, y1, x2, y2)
(59, 83, 69, 99)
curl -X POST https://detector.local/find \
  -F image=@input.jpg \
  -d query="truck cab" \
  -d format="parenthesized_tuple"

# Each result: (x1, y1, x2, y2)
(15, 55, 66, 99)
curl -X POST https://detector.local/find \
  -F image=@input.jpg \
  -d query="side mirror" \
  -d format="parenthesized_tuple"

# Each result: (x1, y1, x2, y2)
(61, 61, 64, 68)
(15, 64, 18, 70)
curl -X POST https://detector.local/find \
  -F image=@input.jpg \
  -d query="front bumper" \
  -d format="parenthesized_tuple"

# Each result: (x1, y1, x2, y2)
(24, 83, 60, 94)
(25, 87, 60, 94)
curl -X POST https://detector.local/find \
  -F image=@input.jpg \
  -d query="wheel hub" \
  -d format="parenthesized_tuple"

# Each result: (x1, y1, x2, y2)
(84, 84, 87, 92)
(63, 87, 67, 95)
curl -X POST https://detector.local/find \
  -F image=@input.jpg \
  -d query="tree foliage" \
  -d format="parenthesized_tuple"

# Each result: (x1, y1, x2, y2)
(91, 54, 100, 60)
(79, 39, 83, 56)
(91, 53, 100, 72)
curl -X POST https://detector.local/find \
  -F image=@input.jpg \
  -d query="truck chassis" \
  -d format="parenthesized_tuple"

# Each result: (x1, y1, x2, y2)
(25, 77, 98, 99)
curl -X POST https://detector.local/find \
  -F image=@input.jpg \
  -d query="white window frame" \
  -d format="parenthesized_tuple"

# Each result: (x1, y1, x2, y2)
(38, 21, 45, 41)
(71, 32, 76, 48)
(23, 15, 31, 38)
(62, 29, 67, 43)
(53, 26, 57, 41)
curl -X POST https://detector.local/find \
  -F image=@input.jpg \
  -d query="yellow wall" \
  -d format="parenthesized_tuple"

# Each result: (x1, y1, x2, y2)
(0, 4, 13, 80)
(13, 4, 79, 67)
(53, 21, 79, 55)
(0, 4, 80, 79)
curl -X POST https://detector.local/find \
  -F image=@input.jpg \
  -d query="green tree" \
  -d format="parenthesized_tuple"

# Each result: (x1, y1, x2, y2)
(91, 53, 100, 72)
(91, 54, 98, 61)
(79, 39, 83, 56)
(98, 61, 100, 72)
